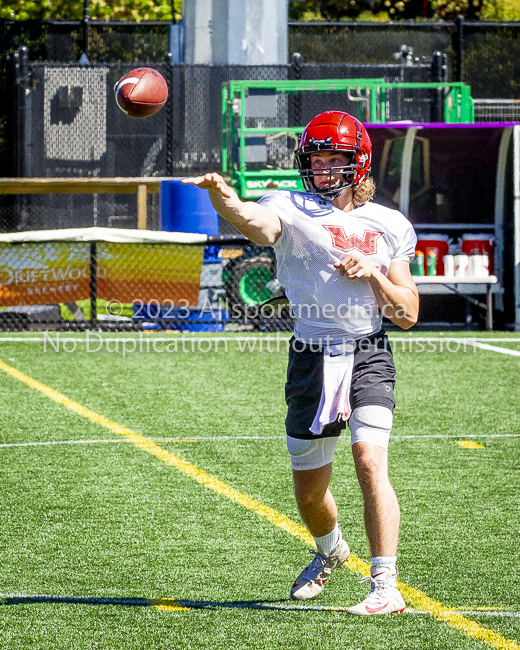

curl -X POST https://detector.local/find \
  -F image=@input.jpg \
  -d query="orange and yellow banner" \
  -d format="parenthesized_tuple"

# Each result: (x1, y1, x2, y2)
(0, 243, 90, 305)
(0, 243, 203, 307)
(97, 243, 203, 305)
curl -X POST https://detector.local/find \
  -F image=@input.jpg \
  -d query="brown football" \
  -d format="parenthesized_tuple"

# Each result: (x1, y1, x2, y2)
(114, 67, 168, 119)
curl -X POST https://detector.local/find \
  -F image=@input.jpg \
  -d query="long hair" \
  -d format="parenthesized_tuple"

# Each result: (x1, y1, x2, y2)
(353, 177, 376, 207)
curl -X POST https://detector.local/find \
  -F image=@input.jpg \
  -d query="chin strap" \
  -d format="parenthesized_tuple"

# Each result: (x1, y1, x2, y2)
(314, 185, 348, 201)
(298, 165, 355, 200)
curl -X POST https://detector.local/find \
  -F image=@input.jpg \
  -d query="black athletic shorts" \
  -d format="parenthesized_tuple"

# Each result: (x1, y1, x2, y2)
(285, 330, 396, 440)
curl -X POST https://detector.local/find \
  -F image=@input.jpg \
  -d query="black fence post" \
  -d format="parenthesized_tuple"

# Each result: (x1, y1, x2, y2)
(455, 15, 464, 82)
(81, 0, 90, 62)
(15, 46, 29, 179)
(90, 242, 97, 328)
(430, 50, 447, 122)
(292, 52, 302, 79)
(5, 53, 17, 178)
(4, 51, 20, 230)
(288, 53, 302, 127)
(165, 52, 174, 177)
(9, 46, 30, 231)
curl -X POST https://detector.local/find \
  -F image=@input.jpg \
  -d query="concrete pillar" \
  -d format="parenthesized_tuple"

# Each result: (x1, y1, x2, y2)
(184, 0, 288, 65)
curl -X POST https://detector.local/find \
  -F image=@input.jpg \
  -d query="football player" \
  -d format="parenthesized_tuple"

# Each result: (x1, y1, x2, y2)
(183, 111, 418, 615)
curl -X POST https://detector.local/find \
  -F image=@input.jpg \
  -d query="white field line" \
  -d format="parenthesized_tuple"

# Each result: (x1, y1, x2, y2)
(394, 433, 519, 439)
(408, 611, 520, 618)
(0, 433, 518, 450)
(0, 439, 125, 448)
(392, 337, 520, 343)
(0, 337, 291, 342)
(0, 438, 198, 449)
(472, 341, 520, 357)
(1, 335, 520, 343)
(392, 338, 520, 357)
(393, 337, 520, 342)
(1, 336, 520, 358)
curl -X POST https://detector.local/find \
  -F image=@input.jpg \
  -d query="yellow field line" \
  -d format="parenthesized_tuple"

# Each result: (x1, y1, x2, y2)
(1, 357, 518, 650)
(456, 440, 486, 449)
(152, 599, 191, 612)
(0, 359, 314, 546)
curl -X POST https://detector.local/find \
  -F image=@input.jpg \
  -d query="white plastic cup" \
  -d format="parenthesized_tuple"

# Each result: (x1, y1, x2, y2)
(481, 253, 489, 277)
(454, 254, 469, 277)
(468, 254, 482, 278)
(443, 254, 454, 277)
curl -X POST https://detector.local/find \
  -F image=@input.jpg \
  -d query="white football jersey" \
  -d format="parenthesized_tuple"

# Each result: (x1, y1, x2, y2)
(257, 190, 417, 343)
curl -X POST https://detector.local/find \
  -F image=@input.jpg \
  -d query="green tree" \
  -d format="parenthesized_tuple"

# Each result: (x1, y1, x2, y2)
(479, 0, 520, 20)
(0, 0, 182, 21)
(288, 0, 520, 21)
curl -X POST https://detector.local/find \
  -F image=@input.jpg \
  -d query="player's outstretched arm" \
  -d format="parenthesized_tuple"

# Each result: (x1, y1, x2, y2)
(182, 173, 281, 246)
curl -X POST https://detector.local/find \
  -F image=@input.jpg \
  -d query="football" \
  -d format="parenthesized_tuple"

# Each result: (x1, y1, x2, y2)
(114, 67, 168, 119)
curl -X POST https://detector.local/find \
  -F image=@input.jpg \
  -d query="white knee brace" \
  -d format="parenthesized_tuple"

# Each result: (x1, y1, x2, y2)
(287, 405, 393, 469)
(286, 435, 339, 471)
(348, 405, 393, 451)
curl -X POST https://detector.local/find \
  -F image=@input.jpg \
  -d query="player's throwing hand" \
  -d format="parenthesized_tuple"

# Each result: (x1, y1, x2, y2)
(182, 173, 235, 199)
(181, 172, 281, 246)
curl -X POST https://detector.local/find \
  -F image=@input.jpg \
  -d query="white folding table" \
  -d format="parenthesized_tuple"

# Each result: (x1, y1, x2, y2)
(413, 276, 499, 330)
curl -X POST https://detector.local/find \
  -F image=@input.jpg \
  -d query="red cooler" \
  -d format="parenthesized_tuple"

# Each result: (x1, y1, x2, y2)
(460, 234, 495, 274)
(416, 235, 451, 276)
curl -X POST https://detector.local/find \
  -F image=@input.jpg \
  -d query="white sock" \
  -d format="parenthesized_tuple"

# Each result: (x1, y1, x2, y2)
(371, 556, 397, 573)
(314, 524, 341, 556)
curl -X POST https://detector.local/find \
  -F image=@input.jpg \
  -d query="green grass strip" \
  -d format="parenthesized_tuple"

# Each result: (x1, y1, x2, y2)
(0, 356, 519, 650)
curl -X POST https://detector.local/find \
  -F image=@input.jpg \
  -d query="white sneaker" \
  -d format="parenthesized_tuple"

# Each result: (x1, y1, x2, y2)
(290, 538, 350, 601)
(347, 565, 406, 615)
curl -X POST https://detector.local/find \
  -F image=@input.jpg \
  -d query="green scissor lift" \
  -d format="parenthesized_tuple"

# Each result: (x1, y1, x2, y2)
(220, 78, 474, 313)
(222, 78, 474, 199)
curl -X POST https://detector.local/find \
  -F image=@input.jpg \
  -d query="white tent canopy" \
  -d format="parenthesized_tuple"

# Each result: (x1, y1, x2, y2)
(0, 227, 208, 245)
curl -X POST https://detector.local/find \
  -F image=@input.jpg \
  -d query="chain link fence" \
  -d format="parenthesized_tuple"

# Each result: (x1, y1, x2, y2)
(0, 236, 293, 332)
(462, 23, 520, 99)
(0, 233, 507, 332)
(2, 21, 519, 195)
(2, 58, 437, 233)
(1, 20, 520, 172)
(0, 193, 162, 234)
(2, 60, 172, 233)
(473, 100, 520, 123)
(1, 19, 519, 91)
(287, 21, 520, 100)
(0, 20, 170, 64)
(0, 21, 172, 177)
(289, 22, 454, 67)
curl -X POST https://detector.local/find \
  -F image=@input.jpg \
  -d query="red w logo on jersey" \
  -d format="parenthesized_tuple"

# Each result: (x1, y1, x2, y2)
(323, 225, 383, 255)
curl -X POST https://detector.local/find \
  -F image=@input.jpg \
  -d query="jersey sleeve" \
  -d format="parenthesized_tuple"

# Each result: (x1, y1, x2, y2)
(257, 191, 293, 251)
(391, 221, 417, 263)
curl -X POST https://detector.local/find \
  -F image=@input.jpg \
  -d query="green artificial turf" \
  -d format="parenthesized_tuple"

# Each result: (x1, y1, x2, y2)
(0, 333, 519, 649)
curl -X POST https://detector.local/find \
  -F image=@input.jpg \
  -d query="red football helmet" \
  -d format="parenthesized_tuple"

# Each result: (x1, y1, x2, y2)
(295, 111, 372, 199)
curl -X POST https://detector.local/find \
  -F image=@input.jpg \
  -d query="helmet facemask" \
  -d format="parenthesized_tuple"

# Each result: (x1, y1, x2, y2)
(296, 143, 369, 201)
(298, 151, 359, 200)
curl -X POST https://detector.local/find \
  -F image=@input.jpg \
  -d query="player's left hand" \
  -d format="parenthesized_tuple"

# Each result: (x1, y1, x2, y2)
(334, 252, 378, 279)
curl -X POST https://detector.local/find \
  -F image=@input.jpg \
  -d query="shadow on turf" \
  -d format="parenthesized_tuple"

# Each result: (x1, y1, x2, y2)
(0, 594, 323, 612)
(3, 595, 520, 619)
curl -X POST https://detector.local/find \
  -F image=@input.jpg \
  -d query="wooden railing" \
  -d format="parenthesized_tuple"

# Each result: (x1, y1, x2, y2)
(0, 177, 174, 230)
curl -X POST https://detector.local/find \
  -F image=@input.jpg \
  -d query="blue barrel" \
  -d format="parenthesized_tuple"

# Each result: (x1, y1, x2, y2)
(160, 180, 219, 235)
